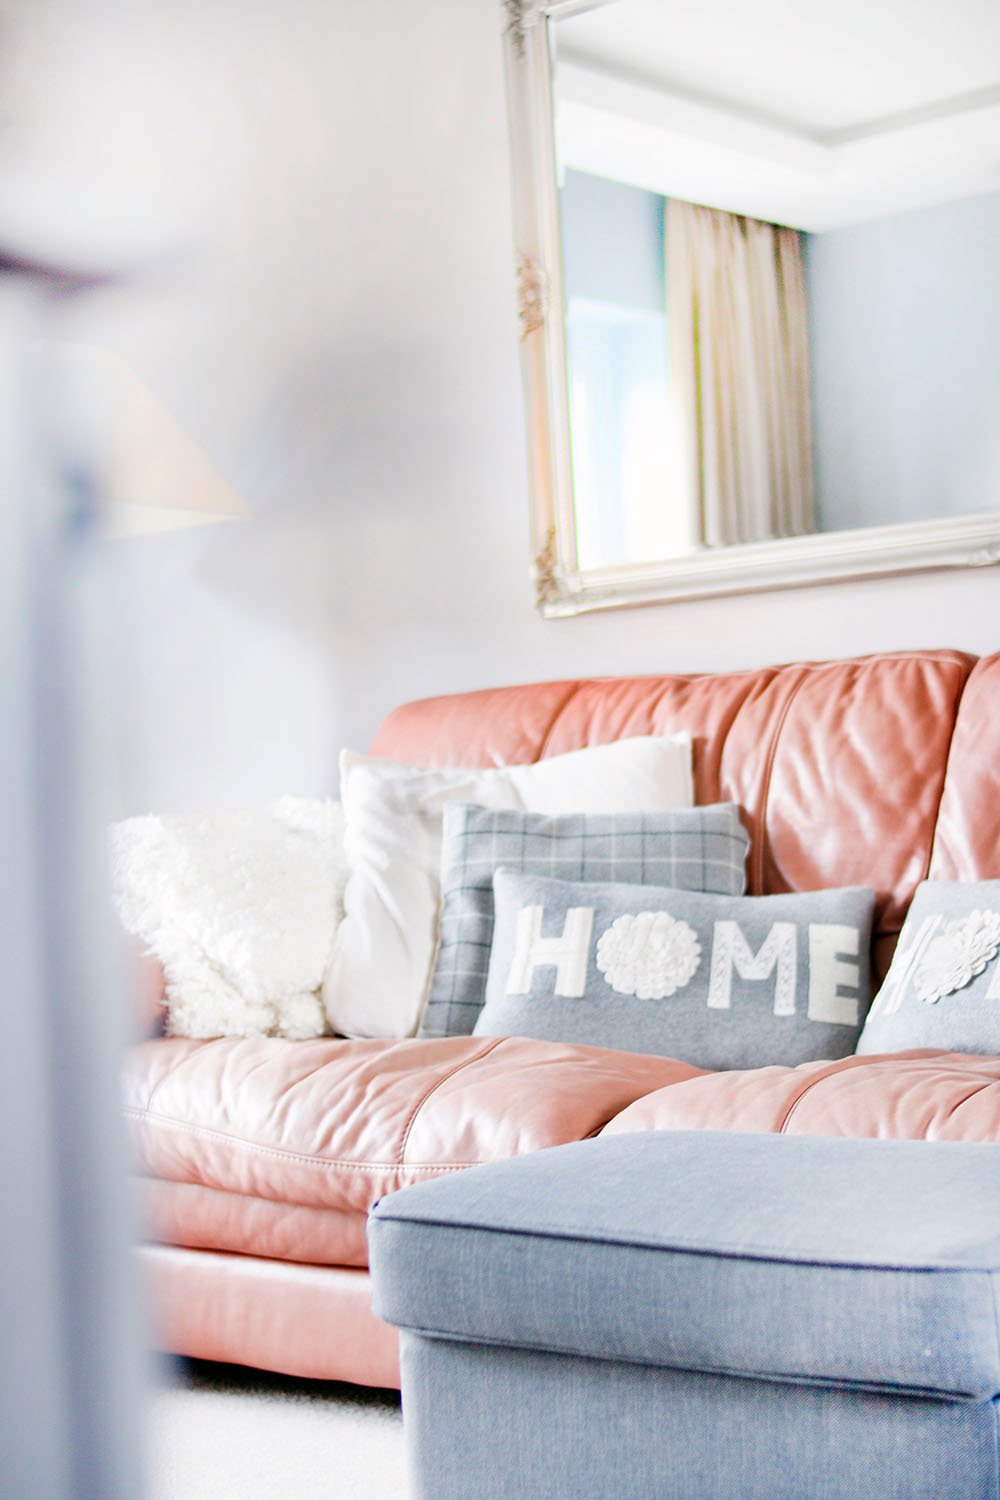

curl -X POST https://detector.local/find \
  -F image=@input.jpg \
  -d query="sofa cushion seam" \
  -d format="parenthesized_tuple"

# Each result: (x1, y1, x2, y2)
(780, 1059, 1000, 1135)
(754, 666, 810, 891)
(124, 1106, 478, 1175)
(135, 1174, 375, 1219)
(396, 1036, 507, 1164)
(776, 1057, 876, 1132)
(924, 658, 978, 880)
(534, 682, 589, 758)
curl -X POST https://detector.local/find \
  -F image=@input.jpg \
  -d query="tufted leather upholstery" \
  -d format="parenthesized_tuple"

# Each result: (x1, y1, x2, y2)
(131, 647, 1000, 1385)
(373, 650, 999, 980)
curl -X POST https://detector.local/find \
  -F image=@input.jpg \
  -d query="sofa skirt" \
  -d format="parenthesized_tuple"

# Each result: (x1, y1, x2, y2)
(139, 1245, 400, 1387)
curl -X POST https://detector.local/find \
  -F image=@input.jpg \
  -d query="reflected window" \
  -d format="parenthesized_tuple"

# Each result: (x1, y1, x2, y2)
(561, 170, 692, 567)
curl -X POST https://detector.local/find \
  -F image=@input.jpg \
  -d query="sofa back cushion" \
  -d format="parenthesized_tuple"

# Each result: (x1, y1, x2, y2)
(371, 650, 1000, 980)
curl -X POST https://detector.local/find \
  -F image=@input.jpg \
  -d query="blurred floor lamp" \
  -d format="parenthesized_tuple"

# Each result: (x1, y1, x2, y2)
(57, 342, 251, 537)
(3, 278, 153, 1500)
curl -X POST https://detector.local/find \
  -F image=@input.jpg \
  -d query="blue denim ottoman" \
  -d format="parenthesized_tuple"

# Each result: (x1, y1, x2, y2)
(368, 1131, 1000, 1500)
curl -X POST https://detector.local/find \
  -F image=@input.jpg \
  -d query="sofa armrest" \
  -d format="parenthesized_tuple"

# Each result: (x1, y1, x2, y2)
(125, 938, 167, 1039)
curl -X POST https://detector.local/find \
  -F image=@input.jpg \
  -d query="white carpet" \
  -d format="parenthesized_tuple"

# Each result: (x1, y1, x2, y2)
(145, 1360, 409, 1500)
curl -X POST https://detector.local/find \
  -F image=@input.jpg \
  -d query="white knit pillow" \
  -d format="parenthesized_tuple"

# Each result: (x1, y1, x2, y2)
(111, 797, 348, 1039)
(323, 734, 693, 1039)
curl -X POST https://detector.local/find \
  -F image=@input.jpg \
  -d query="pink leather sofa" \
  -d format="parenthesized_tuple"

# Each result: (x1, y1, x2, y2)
(124, 647, 1000, 1389)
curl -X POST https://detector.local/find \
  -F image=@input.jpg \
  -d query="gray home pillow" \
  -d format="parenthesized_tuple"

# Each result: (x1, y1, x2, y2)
(856, 880, 1000, 1056)
(419, 802, 749, 1038)
(475, 869, 875, 1070)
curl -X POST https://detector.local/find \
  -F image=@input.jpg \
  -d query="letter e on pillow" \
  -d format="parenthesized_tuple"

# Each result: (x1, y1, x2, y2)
(807, 923, 861, 1026)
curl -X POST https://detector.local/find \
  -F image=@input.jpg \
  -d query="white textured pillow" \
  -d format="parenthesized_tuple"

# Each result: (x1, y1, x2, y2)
(111, 797, 348, 1039)
(323, 734, 693, 1038)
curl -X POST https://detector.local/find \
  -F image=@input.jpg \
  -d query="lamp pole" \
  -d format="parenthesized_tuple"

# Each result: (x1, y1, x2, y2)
(0, 247, 146, 1500)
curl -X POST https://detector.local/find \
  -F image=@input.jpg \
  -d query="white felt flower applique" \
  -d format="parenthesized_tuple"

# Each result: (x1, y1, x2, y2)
(596, 911, 701, 1000)
(914, 909, 1000, 1004)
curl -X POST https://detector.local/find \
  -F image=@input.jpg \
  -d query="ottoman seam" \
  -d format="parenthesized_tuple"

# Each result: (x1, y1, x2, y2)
(373, 1214, 996, 1272)
(388, 1323, 984, 1402)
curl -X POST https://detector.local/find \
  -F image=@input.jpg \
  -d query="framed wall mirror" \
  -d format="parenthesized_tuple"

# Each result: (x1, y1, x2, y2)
(502, 0, 1000, 614)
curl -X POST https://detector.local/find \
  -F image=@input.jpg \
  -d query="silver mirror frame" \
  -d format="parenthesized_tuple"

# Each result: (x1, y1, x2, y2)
(502, 0, 1000, 616)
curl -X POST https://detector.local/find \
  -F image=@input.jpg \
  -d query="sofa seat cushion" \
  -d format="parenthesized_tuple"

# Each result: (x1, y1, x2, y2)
(136, 1178, 371, 1266)
(601, 1049, 1000, 1140)
(123, 1035, 702, 1220)
(368, 1131, 1000, 1400)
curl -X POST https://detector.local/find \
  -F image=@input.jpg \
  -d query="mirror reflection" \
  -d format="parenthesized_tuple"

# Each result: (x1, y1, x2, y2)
(550, 0, 1000, 574)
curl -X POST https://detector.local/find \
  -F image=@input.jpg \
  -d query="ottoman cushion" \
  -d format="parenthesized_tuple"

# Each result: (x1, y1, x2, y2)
(368, 1131, 1000, 1399)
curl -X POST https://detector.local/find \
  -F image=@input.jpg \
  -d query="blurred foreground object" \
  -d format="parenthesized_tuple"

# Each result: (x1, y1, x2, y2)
(0, 238, 148, 1496)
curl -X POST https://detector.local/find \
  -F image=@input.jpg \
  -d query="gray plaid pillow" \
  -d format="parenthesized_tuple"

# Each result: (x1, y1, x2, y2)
(418, 802, 749, 1038)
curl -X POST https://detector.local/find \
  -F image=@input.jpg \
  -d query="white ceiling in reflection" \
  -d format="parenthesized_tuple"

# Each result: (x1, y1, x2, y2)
(554, 0, 1000, 229)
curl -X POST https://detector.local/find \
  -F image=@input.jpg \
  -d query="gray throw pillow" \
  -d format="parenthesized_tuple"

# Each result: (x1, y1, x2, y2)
(856, 880, 1000, 1056)
(419, 802, 750, 1039)
(475, 869, 875, 1070)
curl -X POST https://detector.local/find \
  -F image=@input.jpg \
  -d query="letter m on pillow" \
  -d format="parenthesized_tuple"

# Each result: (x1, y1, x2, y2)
(707, 922, 798, 1015)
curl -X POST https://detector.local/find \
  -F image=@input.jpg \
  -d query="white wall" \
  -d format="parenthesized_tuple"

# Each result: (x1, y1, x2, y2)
(57, 0, 999, 815)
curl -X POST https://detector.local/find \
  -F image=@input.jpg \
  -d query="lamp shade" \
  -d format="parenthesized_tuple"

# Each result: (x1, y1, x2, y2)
(55, 343, 251, 536)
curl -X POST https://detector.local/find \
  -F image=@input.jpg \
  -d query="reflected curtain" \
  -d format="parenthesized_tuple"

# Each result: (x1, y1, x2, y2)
(667, 199, 815, 547)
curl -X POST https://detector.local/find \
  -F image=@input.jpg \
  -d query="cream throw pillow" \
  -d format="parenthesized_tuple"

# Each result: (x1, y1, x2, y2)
(323, 734, 693, 1038)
